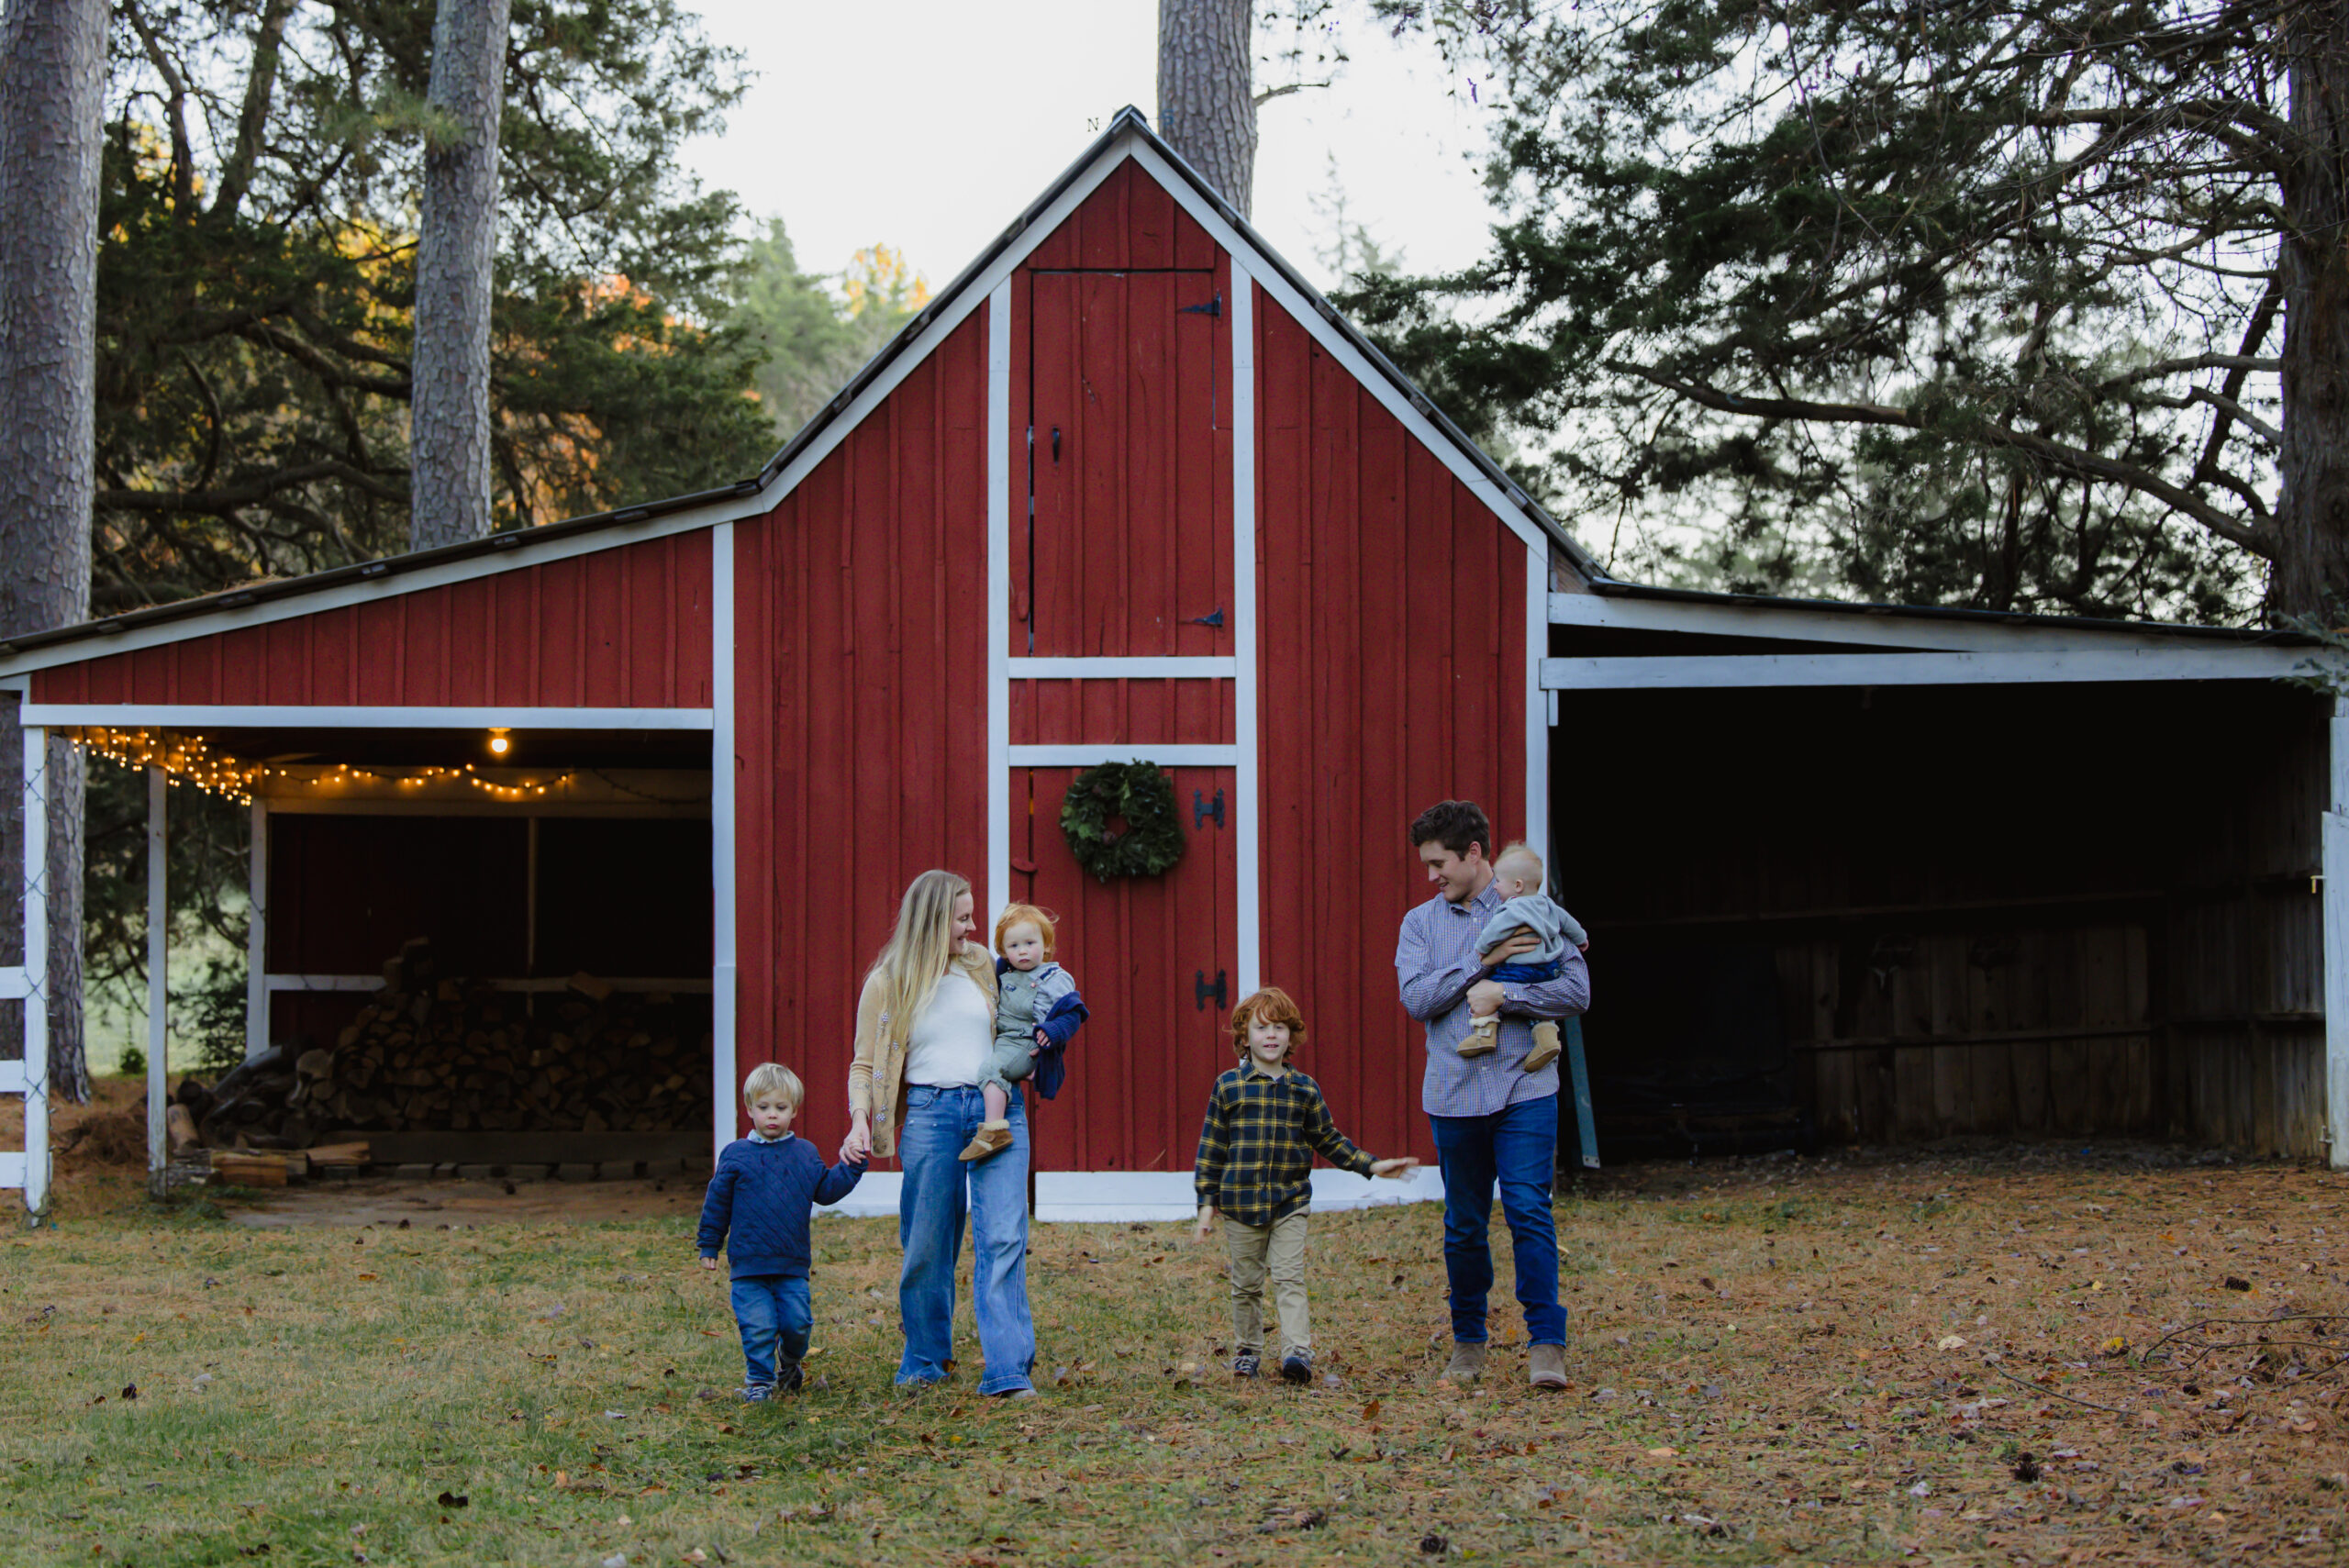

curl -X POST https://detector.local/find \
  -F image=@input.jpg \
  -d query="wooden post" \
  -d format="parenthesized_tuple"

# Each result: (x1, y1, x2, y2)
(147, 765, 167, 1194)
(245, 795, 267, 1061)
(2326, 700, 2349, 1172)
(1564, 1015, 1600, 1171)
(21, 723, 50, 1218)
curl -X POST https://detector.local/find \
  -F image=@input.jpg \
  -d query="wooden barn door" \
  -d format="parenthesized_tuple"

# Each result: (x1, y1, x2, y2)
(1005, 246, 1242, 1181)
(1014, 766, 1237, 1173)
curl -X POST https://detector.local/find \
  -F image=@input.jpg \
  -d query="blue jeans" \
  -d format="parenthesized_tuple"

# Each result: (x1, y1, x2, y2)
(896, 1084, 1037, 1395)
(1430, 1093, 1565, 1346)
(729, 1273, 811, 1390)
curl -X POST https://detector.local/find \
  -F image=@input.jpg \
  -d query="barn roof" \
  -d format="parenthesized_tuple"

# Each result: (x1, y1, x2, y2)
(0, 107, 2305, 673)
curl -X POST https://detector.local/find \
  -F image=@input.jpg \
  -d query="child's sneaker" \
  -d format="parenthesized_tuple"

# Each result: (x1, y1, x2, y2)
(775, 1362, 804, 1394)
(1522, 1020, 1563, 1073)
(1279, 1350, 1313, 1385)
(1457, 1016, 1499, 1058)
(740, 1384, 773, 1403)
(958, 1120, 1013, 1162)
(1232, 1351, 1261, 1379)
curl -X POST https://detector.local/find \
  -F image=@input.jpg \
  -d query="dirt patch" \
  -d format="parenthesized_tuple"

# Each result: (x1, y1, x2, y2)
(225, 1173, 702, 1228)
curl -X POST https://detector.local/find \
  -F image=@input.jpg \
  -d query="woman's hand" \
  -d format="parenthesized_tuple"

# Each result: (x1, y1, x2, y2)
(1369, 1157, 1420, 1179)
(841, 1111, 873, 1164)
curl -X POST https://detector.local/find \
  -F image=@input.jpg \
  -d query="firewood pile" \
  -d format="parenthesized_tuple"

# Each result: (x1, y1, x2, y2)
(192, 938, 711, 1148)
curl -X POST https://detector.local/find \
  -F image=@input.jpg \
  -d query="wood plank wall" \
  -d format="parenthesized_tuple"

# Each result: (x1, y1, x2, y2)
(1560, 675, 2328, 1156)
(34, 533, 714, 708)
(1254, 286, 1530, 1165)
(730, 312, 992, 1156)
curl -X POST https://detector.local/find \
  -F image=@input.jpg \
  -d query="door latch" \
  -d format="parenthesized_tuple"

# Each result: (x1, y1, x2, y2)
(1050, 426, 1062, 462)
(1195, 969, 1228, 1012)
(1194, 787, 1224, 829)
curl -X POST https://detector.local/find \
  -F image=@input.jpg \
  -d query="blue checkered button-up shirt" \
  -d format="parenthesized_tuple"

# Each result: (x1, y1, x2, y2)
(1396, 874, 1590, 1118)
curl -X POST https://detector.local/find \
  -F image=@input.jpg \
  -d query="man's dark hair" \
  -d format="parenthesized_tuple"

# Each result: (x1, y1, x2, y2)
(1408, 800, 1491, 859)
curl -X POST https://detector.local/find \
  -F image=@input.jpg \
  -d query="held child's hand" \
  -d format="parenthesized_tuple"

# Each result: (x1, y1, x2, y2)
(1368, 1157, 1419, 1179)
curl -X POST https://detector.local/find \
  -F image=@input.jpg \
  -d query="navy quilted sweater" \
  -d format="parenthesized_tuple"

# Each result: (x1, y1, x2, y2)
(696, 1135, 866, 1279)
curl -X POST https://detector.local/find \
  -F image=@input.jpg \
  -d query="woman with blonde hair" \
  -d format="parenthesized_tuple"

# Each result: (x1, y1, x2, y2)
(843, 869, 1036, 1396)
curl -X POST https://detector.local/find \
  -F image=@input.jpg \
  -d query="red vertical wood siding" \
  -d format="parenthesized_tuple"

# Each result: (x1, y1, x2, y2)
(1252, 285, 1529, 1165)
(30, 531, 713, 707)
(730, 313, 993, 1157)
(1023, 157, 1219, 272)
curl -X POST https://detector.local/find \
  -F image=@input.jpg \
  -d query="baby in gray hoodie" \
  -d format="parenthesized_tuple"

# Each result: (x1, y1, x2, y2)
(1463, 841, 1587, 1071)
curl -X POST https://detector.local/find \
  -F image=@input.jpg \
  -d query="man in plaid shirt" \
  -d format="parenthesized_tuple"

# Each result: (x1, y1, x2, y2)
(1194, 986, 1416, 1384)
(1396, 799, 1590, 1390)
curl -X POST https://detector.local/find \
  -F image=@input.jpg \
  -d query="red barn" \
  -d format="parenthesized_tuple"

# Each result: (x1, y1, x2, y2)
(6, 108, 2337, 1217)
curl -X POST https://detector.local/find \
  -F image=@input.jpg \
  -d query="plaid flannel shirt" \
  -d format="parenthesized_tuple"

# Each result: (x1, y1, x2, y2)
(1193, 1062, 1375, 1228)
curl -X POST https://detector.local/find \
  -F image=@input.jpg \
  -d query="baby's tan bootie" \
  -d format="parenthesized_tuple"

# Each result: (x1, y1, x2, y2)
(1458, 1015, 1500, 1058)
(1522, 1020, 1563, 1073)
(959, 1120, 1012, 1162)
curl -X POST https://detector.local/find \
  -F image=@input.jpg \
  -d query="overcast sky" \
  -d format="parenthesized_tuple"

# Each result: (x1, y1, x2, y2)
(676, 0, 1504, 295)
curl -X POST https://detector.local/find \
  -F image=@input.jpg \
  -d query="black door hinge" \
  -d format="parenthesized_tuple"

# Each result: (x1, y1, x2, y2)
(1188, 606, 1225, 628)
(1194, 787, 1224, 829)
(1179, 293, 1222, 318)
(1195, 969, 1228, 1012)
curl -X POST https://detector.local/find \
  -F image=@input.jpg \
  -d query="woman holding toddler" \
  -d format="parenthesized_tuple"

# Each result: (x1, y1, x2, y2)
(841, 870, 1040, 1397)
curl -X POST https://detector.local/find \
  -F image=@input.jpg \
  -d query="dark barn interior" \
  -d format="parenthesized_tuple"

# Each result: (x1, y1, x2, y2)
(1553, 673, 2327, 1161)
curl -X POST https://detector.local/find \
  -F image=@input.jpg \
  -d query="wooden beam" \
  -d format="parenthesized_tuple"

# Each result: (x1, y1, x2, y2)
(19, 723, 49, 1218)
(2327, 699, 2349, 1172)
(245, 796, 267, 1062)
(1540, 647, 2317, 691)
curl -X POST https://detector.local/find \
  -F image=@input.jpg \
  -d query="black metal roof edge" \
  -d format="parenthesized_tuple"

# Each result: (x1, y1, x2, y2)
(1580, 577, 2316, 646)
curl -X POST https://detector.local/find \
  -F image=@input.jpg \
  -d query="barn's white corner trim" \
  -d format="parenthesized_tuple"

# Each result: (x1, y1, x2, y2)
(711, 518, 739, 1162)
(7, 721, 50, 1216)
(986, 280, 1014, 934)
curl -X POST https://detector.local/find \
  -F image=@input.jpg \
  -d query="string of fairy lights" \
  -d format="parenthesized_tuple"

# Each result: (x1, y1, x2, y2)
(72, 728, 579, 805)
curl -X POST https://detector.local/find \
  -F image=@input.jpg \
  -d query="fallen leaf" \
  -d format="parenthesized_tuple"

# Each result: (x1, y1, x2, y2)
(435, 1491, 467, 1508)
(1938, 1334, 1968, 1351)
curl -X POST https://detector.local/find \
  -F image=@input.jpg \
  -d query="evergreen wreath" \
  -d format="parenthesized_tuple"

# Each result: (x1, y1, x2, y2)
(1059, 761, 1186, 883)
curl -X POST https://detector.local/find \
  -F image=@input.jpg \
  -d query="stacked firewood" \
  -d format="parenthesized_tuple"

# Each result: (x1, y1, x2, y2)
(196, 938, 711, 1145)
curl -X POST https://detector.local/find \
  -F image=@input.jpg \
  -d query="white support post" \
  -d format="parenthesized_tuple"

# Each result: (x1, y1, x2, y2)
(710, 518, 739, 1163)
(1230, 265, 1260, 999)
(21, 724, 50, 1218)
(147, 766, 168, 1192)
(2327, 701, 2349, 1171)
(1524, 539, 1552, 868)
(245, 796, 268, 1062)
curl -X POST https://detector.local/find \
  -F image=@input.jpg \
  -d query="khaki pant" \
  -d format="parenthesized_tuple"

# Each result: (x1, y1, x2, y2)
(1224, 1209, 1311, 1357)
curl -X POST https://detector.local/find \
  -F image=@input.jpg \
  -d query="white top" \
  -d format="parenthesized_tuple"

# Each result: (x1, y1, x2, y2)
(903, 970, 994, 1088)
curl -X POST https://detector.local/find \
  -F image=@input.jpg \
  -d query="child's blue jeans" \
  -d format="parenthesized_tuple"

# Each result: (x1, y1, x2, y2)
(1489, 958, 1563, 984)
(729, 1273, 811, 1390)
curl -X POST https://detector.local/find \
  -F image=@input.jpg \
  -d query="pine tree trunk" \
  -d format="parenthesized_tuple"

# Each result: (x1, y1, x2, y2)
(0, 0, 105, 1105)
(2277, 0, 2349, 621)
(1158, 0, 1256, 220)
(408, 0, 510, 553)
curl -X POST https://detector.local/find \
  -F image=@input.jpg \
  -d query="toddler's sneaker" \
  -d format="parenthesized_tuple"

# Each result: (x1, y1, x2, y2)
(959, 1120, 1013, 1162)
(1457, 1016, 1499, 1058)
(1232, 1351, 1261, 1379)
(776, 1362, 805, 1394)
(1279, 1350, 1313, 1385)
(1522, 1020, 1563, 1073)
(740, 1384, 773, 1403)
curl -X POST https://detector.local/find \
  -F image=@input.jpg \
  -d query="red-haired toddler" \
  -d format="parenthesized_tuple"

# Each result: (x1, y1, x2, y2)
(1192, 986, 1418, 1383)
(959, 903, 1088, 1162)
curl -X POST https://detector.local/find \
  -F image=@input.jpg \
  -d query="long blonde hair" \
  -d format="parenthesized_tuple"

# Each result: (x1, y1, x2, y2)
(866, 870, 988, 1046)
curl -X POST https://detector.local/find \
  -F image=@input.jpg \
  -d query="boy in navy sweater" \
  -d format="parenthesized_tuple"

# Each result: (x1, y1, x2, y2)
(697, 1062, 866, 1399)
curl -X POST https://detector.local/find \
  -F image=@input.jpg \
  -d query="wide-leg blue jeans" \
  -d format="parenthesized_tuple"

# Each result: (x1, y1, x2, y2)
(729, 1273, 811, 1390)
(1430, 1092, 1566, 1346)
(895, 1084, 1037, 1395)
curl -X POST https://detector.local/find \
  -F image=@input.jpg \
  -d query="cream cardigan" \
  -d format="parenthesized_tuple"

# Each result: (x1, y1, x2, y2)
(847, 942, 998, 1159)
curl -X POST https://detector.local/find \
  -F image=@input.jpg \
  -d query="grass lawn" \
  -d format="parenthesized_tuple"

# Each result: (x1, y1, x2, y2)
(3, 1095, 2345, 1565)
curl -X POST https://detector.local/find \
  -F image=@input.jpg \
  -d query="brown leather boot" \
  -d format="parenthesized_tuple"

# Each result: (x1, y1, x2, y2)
(1528, 1343, 1569, 1388)
(958, 1120, 1012, 1162)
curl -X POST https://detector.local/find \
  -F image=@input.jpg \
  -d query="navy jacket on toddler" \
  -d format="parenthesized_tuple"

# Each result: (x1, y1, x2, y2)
(696, 1134, 866, 1278)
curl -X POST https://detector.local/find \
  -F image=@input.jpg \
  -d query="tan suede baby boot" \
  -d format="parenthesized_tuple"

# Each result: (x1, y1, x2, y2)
(1522, 1020, 1563, 1073)
(958, 1120, 1012, 1162)
(1458, 1014, 1500, 1058)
